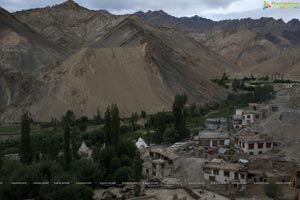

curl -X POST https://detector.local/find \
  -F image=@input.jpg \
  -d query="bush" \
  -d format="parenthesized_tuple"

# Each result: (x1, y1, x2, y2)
(113, 167, 131, 184)
(264, 183, 283, 199)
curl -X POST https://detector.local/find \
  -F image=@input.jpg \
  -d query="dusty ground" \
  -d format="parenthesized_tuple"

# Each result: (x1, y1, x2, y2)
(248, 86, 300, 160)
(170, 157, 207, 186)
(192, 189, 229, 200)
(145, 188, 194, 200)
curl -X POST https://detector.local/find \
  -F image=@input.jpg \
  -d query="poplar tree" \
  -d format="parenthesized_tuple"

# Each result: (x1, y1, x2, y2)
(111, 104, 120, 146)
(172, 94, 188, 138)
(104, 104, 120, 146)
(104, 107, 112, 145)
(20, 112, 33, 165)
(64, 123, 71, 170)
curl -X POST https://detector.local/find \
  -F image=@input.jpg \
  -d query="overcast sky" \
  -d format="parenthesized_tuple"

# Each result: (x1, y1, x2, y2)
(0, 0, 299, 22)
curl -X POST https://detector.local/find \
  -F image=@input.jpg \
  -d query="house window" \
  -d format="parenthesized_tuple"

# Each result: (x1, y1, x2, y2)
(266, 143, 272, 148)
(212, 140, 218, 147)
(153, 172, 156, 176)
(204, 168, 211, 174)
(219, 140, 224, 145)
(249, 152, 254, 155)
(241, 174, 245, 179)
(235, 173, 238, 179)
(224, 171, 230, 177)
(258, 151, 262, 154)
(255, 115, 259, 119)
(248, 143, 254, 149)
(242, 143, 245, 148)
(247, 115, 251, 119)
(209, 176, 215, 181)
(258, 143, 263, 149)
(152, 163, 156, 169)
(213, 170, 219, 175)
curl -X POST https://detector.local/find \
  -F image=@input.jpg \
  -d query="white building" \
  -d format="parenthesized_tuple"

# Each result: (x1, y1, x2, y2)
(78, 142, 92, 159)
(234, 133, 273, 156)
(203, 159, 247, 185)
(135, 137, 148, 149)
(198, 130, 230, 148)
(233, 109, 263, 130)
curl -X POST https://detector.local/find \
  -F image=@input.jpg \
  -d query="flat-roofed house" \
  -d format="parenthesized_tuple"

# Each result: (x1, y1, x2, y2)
(203, 159, 247, 185)
(198, 130, 230, 148)
(247, 156, 297, 184)
(234, 132, 273, 156)
(142, 147, 180, 180)
(233, 108, 264, 130)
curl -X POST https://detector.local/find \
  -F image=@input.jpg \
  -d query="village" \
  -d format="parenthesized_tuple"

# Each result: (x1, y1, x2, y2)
(90, 79, 300, 200)
(1, 75, 300, 200)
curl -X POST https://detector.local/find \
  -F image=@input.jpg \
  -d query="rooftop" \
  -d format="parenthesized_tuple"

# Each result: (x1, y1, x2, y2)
(203, 161, 245, 172)
(149, 147, 180, 160)
(236, 133, 273, 143)
(198, 130, 229, 139)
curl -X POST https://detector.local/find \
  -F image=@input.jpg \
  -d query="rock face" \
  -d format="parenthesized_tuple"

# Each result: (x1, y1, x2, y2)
(0, 2, 240, 121)
(137, 12, 300, 78)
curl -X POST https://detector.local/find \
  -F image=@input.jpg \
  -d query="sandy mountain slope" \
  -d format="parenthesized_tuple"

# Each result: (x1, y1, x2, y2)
(0, 7, 62, 72)
(136, 11, 300, 78)
(0, 2, 240, 121)
(13, 0, 125, 52)
(191, 29, 300, 78)
(0, 6, 64, 120)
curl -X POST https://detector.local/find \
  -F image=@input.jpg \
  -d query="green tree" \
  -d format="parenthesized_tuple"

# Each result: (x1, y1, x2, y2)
(163, 127, 178, 143)
(110, 157, 121, 172)
(104, 104, 120, 146)
(254, 85, 274, 102)
(189, 102, 197, 117)
(131, 112, 139, 131)
(172, 94, 188, 138)
(62, 110, 75, 125)
(140, 110, 147, 119)
(153, 112, 167, 143)
(96, 146, 117, 174)
(132, 151, 142, 182)
(264, 183, 283, 200)
(64, 123, 71, 170)
(94, 106, 102, 124)
(77, 116, 88, 132)
(111, 104, 120, 146)
(104, 107, 112, 145)
(113, 166, 130, 184)
(46, 185, 93, 200)
(71, 160, 104, 185)
(20, 112, 33, 165)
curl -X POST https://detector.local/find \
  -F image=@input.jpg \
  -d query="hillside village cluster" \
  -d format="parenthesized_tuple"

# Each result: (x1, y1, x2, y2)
(70, 82, 300, 199)
(129, 101, 300, 198)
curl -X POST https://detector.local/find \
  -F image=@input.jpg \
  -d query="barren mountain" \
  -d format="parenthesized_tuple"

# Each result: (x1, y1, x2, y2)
(13, 0, 125, 52)
(0, 1, 240, 121)
(137, 11, 300, 78)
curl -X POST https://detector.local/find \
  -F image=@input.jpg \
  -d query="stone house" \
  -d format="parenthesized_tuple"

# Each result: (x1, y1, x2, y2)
(142, 147, 180, 180)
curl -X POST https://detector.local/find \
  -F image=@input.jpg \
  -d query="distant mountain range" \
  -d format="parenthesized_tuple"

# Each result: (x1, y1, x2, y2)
(0, 0, 299, 121)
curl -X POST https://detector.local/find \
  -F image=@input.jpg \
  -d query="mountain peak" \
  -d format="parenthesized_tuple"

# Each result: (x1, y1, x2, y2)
(53, 0, 84, 10)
